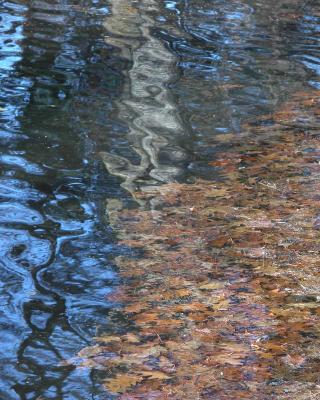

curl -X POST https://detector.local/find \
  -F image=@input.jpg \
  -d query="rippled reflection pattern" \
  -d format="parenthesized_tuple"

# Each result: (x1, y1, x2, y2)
(0, 1, 119, 399)
(101, 0, 320, 188)
(101, 0, 187, 203)
(0, 0, 320, 398)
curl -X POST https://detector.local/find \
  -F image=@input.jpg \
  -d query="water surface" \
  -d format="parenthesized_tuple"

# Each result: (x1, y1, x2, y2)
(0, 0, 319, 398)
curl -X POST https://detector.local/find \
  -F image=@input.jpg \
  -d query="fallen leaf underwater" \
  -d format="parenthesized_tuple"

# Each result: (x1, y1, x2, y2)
(75, 91, 320, 399)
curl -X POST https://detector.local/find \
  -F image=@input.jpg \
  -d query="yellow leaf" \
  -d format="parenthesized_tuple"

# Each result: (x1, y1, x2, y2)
(123, 333, 140, 343)
(78, 345, 105, 358)
(94, 335, 121, 343)
(207, 188, 228, 197)
(161, 288, 191, 300)
(287, 302, 320, 309)
(140, 370, 171, 380)
(199, 281, 227, 290)
(104, 374, 142, 393)
(213, 133, 234, 143)
(210, 299, 230, 310)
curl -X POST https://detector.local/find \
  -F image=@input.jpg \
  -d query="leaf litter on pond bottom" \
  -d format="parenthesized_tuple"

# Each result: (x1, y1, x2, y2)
(74, 91, 320, 399)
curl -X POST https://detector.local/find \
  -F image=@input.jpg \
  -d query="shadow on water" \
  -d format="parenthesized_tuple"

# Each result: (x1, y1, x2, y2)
(0, 0, 320, 398)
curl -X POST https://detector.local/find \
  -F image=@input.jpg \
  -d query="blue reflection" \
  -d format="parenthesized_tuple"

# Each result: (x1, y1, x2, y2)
(0, 1, 116, 399)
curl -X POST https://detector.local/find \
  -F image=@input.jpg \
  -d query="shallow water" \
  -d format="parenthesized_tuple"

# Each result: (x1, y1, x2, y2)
(0, 0, 319, 399)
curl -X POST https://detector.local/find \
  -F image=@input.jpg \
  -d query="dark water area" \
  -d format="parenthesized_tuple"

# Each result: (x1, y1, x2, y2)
(0, 0, 319, 399)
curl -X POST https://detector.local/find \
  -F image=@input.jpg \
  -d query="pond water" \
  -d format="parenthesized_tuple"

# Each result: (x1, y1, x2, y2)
(0, 0, 319, 399)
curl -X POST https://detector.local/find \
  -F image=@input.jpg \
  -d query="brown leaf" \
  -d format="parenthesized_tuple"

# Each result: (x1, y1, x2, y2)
(282, 354, 306, 368)
(209, 235, 230, 248)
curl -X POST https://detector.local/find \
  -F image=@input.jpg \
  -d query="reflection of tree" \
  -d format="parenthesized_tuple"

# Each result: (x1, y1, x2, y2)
(101, 0, 320, 190)
(101, 0, 187, 201)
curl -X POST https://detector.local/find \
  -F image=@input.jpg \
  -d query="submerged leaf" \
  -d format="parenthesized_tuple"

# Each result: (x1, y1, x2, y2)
(104, 374, 143, 393)
(199, 281, 227, 290)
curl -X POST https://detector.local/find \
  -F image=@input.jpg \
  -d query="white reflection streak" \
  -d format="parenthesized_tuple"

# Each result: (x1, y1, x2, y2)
(101, 0, 185, 199)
